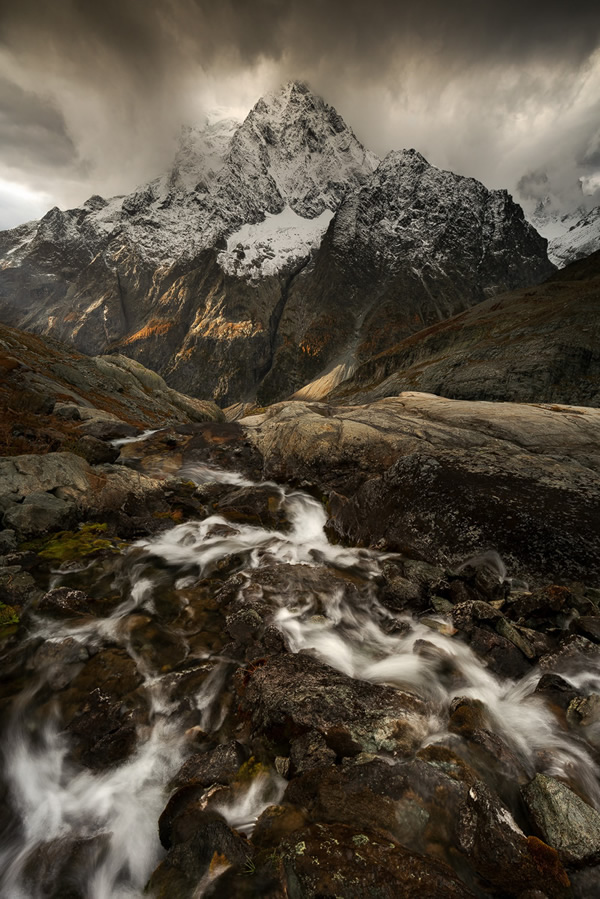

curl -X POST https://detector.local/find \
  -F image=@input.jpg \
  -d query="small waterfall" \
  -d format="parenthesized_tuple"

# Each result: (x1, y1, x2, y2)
(1, 461, 599, 897)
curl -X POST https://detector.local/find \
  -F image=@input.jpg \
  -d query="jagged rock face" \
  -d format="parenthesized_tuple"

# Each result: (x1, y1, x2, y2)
(0, 83, 553, 406)
(548, 206, 600, 267)
(326, 249, 600, 408)
(256, 150, 554, 403)
(526, 197, 600, 268)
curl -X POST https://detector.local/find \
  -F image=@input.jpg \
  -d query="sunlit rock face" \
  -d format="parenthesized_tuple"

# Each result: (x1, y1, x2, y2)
(0, 81, 552, 406)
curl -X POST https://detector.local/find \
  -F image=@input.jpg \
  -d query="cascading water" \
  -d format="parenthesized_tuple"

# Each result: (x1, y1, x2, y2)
(1, 461, 599, 897)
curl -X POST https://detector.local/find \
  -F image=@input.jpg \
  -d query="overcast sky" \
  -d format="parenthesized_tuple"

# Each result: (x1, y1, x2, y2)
(1, 0, 599, 229)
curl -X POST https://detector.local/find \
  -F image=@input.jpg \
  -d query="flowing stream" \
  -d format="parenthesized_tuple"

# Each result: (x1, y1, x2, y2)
(0, 462, 599, 897)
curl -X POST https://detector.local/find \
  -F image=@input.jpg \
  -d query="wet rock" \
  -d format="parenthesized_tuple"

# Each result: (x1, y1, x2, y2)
(252, 804, 309, 849)
(148, 811, 249, 898)
(226, 608, 264, 644)
(468, 624, 532, 678)
(0, 529, 17, 554)
(522, 773, 600, 865)
(20, 834, 110, 899)
(125, 614, 188, 672)
(279, 822, 474, 898)
(79, 418, 139, 441)
(248, 394, 600, 585)
(238, 650, 429, 758)
(379, 557, 446, 614)
(508, 586, 572, 623)
(202, 862, 287, 898)
(570, 865, 600, 898)
(66, 687, 138, 769)
(30, 637, 89, 690)
(283, 760, 409, 842)
(214, 485, 287, 529)
(539, 635, 600, 672)
(73, 435, 120, 465)
(170, 741, 248, 791)
(566, 694, 600, 729)
(450, 556, 509, 604)
(573, 616, 600, 643)
(496, 617, 537, 659)
(534, 674, 580, 712)
(159, 785, 217, 849)
(0, 565, 39, 608)
(290, 730, 336, 774)
(36, 587, 94, 618)
(3, 491, 74, 537)
(451, 600, 503, 633)
(59, 649, 146, 769)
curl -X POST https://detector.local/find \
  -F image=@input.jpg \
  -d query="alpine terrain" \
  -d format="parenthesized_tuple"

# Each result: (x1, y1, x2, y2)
(0, 81, 553, 406)
(528, 196, 600, 268)
(1, 81, 600, 899)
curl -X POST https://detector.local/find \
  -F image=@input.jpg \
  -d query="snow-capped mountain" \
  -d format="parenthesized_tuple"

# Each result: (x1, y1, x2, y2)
(0, 81, 553, 405)
(526, 196, 600, 267)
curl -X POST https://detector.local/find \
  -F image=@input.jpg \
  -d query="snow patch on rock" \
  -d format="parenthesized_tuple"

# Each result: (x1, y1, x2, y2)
(547, 206, 600, 267)
(219, 206, 334, 278)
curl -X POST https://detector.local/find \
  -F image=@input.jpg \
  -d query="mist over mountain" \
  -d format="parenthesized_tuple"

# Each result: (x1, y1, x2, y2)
(1, 23, 600, 899)
(0, 82, 555, 406)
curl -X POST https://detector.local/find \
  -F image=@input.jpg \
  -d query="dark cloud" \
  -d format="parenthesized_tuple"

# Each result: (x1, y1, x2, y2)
(0, 77, 77, 169)
(0, 0, 599, 224)
(3, 0, 600, 82)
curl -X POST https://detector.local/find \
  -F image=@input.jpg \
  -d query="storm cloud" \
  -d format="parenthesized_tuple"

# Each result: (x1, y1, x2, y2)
(1, 0, 599, 224)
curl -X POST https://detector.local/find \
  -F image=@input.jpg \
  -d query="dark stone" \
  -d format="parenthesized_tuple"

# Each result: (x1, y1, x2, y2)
(37, 587, 94, 618)
(451, 600, 503, 634)
(570, 865, 600, 898)
(534, 674, 580, 711)
(279, 822, 475, 898)
(170, 741, 248, 791)
(214, 485, 287, 529)
(3, 491, 74, 537)
(290, 730, 336, 774)
(20, 834, 109, 899)
(80, 419, 139, 441)
(574, 616, 600, 643)
(238, 650, 429, 758)
(73, 435, 120, 465)
(522, 773, 600, 865)
(147, 812, 249, 898)
(0, 529, 17, 554)
(469, 625, 532, 678)
(59, 649, 146, 769)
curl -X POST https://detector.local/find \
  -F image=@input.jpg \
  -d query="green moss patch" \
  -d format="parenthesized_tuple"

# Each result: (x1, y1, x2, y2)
(24, 523, 126, 562)
(0, 602, 19, 635)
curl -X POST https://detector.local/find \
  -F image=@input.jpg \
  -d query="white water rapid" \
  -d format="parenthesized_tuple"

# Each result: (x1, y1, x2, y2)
(1, 463, 599, 897)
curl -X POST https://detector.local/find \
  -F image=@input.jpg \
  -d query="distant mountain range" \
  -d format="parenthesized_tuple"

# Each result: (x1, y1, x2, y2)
(529, 197, 600, 267)
(0, 81, 573, 406)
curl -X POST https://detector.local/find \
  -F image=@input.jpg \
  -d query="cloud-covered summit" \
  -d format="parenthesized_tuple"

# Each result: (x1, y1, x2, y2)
(1, 0, 599, 226)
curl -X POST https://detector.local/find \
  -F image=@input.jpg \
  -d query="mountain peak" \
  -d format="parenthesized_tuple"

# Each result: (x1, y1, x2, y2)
(228, 82, 379, 217)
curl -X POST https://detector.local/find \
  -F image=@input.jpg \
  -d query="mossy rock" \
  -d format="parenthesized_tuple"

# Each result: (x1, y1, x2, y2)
(24, 523, 125, 563)
(0, 601, 19, 635)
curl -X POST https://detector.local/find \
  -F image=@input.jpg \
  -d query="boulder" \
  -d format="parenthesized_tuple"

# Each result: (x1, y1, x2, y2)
(170, 741, 248, 791)
(245, 394, 600, 584)
(147, 812, 249, 899)
(3, 491, 74, 537)
(522, 773, 600, 865)
(279, 822, 474, 898)
(238, 650, 429, 758)
(73, 435, 120, 465)
(0, 530, 17, 553)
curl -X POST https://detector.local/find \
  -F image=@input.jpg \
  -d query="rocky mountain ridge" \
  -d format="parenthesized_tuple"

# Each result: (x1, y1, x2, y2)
(324, 249, 600, 408)
(528, 196, 600, 267)
(0, 81, 553, 406)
